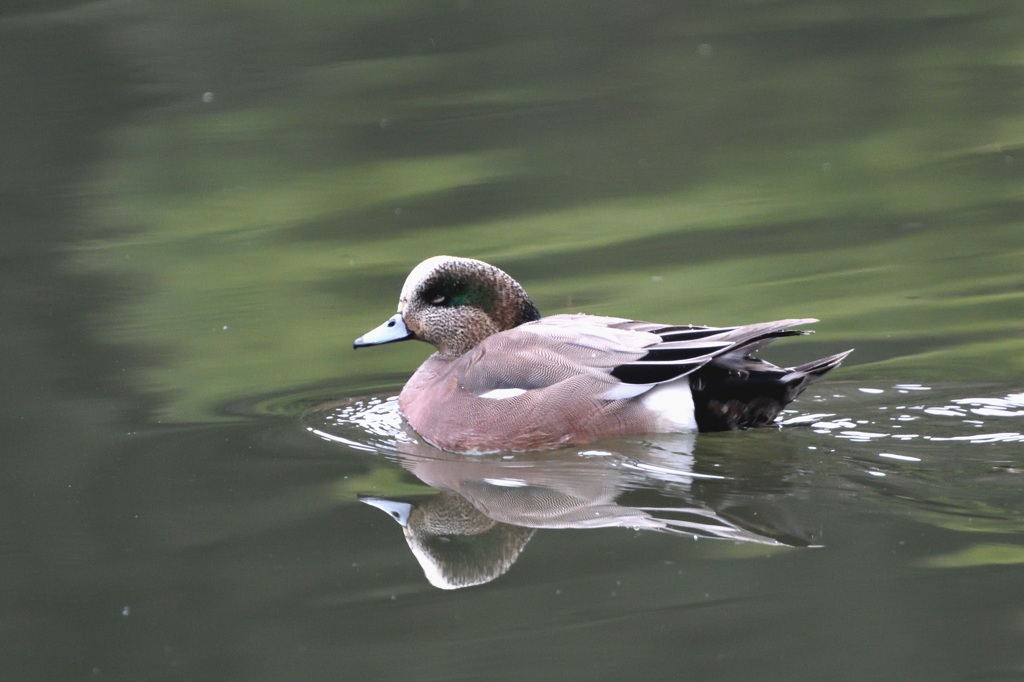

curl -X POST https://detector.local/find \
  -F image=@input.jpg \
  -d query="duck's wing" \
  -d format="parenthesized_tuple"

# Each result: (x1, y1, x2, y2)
(455, 314, 824, 398)
(452, 314, 656, 397)
(608, 317, 819, 385)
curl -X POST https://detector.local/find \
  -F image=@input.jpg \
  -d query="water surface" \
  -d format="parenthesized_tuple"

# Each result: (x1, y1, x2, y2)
(2, 2, 1023, 680)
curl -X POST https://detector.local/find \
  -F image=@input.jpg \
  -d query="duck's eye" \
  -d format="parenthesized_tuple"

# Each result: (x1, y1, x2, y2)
(430, 294, 446, 305)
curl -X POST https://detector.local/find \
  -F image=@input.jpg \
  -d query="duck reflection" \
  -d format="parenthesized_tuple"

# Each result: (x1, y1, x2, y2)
(357, 431, 811, 589)
(361, 493, 536, 590)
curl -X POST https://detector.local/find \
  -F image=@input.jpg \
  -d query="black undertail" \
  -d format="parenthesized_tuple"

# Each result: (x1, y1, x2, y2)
(689, 363, 792, 431)
(689, 350, 852, 431)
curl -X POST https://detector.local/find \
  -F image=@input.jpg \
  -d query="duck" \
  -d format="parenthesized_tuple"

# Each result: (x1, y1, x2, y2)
(353, 255, 852, 453)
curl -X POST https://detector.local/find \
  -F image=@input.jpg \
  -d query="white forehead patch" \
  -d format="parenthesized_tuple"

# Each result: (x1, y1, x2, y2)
(401, 256, 449, 300)
(479, 387, 527, 400)
(399, 255, 490, 300)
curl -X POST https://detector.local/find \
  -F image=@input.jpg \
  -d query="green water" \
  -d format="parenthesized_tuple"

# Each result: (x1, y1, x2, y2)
(2, 2, 1023, 680)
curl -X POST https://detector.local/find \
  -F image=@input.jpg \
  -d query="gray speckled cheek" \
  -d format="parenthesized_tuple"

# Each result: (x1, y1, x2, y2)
(410, 304, 455, 348)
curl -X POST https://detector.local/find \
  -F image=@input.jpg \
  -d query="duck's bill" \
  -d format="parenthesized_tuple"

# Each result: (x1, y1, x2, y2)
(353, 313, 413, 348)
(358, 495, 413, 527)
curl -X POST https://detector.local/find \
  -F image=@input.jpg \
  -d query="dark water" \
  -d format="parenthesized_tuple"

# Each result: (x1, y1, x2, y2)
(3, 2, 1023, 680)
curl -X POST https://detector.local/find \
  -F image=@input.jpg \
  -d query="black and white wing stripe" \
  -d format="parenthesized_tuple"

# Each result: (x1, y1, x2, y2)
(610, 319, 817, 386)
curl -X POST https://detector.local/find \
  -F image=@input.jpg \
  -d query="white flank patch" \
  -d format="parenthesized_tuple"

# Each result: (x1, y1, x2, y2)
(640, 382, 697, 430)
(479, 387, 527, 400)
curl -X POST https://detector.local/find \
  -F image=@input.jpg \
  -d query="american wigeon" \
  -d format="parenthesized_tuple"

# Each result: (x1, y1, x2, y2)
(354, 256, 852, 453)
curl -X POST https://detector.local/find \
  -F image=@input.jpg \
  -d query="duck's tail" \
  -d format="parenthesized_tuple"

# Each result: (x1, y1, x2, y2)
(782, 348, 855, 385)
(689, 345, 854, 432)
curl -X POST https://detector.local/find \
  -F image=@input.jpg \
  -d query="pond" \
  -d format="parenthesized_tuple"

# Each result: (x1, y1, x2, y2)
(2, 2, 1023, 680)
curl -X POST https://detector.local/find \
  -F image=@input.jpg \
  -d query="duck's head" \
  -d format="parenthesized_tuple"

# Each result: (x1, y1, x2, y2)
(354, 256, 541, 357)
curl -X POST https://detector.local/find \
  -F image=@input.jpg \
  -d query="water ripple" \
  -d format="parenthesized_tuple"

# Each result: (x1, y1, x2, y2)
(800, 384, 1024, 447)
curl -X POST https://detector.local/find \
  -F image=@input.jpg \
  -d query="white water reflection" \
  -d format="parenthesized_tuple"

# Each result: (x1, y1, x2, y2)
(803, 384, 1024, 447)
